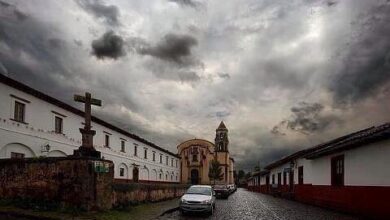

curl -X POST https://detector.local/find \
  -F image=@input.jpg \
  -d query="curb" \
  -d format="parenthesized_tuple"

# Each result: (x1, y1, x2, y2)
(0, 211, 58, 220)
(159, 206, 179, 216)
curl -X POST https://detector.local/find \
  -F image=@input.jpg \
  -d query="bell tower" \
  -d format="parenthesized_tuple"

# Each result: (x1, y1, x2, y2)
(215, 121, 229, 152)
(214, 121, 230, 184)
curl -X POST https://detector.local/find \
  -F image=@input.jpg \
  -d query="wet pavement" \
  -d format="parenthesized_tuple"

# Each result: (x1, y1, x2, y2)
(156, 188, 359, 220)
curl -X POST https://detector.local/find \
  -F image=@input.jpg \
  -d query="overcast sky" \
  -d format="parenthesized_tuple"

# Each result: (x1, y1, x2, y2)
(0, 0, 389, 171)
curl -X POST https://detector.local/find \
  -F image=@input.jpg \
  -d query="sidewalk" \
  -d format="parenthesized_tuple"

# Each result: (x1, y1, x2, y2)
(0, 198, 180, 220)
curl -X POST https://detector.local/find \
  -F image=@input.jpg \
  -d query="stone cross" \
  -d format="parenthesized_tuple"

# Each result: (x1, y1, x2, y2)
(74, 92, 102, 153)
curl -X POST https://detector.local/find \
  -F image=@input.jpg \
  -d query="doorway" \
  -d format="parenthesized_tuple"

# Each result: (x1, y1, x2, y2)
(190, 169, 199, 185)
(289, 171, 294, 192)
(133, 167, 139, 182)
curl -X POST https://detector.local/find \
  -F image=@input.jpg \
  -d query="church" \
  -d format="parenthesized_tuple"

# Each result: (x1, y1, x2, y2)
(177, 121, 235, 185)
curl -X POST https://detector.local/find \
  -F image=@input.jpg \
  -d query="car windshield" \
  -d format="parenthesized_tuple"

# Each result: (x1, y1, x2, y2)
(186, 187, 211, 196)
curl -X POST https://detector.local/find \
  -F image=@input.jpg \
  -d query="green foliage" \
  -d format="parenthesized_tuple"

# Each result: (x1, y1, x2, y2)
(238, 170, 245, 179)
(208, 159, 224, 184)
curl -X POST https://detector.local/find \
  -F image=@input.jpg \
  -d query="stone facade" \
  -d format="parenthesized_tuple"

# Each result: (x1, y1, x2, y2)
(178, 122, 234, 185)
(0, 157, 114, 211)
(112, 182, 188, 207)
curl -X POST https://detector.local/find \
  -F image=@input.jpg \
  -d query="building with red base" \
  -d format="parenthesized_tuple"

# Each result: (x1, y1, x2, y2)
(247, 123, 390, 219)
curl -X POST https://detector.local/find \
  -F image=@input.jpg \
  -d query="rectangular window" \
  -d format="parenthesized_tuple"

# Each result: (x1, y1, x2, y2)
(176, 160, 178, 168)
(272, 174, 275, 184)
(160, 154, 162, 163)
(192, 154, 198, 162)
(331, 155, 344, 186)
(119, 168, 125, 177)
(298, 166, 304, 185)
(152, 151, 156, 161)
(121, 140, 125, 152)
(283, 172, 287, 185)
(105, 134, 110, 147)
(277, 172, 281, 186)
(266, 175, 270, 186)
(166, 156, 169, 165)
(14, 101, 25, 122)
(54, 116, 63, 134)
(11, 152, 24, 159)
(134, 144, 138, 156)
(144, 148, 148, 159)
(171, 158, 174, 167)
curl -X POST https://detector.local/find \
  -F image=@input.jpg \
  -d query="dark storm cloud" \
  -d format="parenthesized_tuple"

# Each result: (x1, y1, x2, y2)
(329, 2, 390, 103)
(0, 61, 8, 75)
(178, 71, 200, 82)
(218, 73, 231, 79)
(327, 1, 338, 7)
(77, 0, 120, 26)
(169, 0, 202, 8)
(0, 5, 71, 79)
(138, 33, 199, 67)
(215, 111, 230, 118)
(272, 102, 342, 135)
(238, 147, 296, 171)
(143, 60, 202, 83)
(48, 38, 65, 49)
(13, 9, 28, 21)
(73, 39, 83, 47)
(0, 1, 28, 21)
(0, 0, 10, 7)
(91, 31, 125, 59)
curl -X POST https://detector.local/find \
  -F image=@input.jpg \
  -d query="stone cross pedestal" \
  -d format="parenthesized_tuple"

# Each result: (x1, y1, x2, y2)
(72, 92, 102, 158)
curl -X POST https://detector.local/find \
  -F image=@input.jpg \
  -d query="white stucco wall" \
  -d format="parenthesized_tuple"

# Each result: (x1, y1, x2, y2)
(0, 81, 180, 182)
(292, 139, 390, 186)
(268, 163, 291, 185)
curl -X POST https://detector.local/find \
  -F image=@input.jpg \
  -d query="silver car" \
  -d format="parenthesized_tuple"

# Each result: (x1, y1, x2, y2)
(180, 185, 216, 215)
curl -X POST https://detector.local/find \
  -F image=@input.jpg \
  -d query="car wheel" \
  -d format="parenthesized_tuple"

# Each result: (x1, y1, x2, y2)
(180, 209, 186, 216)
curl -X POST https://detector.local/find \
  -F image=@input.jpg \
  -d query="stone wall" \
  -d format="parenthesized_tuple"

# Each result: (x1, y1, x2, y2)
(112, 182, 188, 207)
(0, 157, 114, 211)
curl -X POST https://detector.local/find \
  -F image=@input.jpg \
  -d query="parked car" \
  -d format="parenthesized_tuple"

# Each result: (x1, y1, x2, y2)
(227, 184, 237, 194)
(180, 185, 216, 215)
(213, 184, 230, 199)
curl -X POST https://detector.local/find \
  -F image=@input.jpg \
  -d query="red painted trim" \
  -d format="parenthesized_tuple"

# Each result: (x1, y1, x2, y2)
(254, 184, 390, 219)
(293, 184, 390, 219)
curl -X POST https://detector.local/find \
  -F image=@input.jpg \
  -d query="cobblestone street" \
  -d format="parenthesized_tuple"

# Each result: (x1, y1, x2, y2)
(157, 188, 359, 220)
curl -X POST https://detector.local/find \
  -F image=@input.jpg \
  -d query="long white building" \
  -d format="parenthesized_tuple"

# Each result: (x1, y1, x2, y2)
(247, 123, 390, 218)
(0, 74, 180, 183)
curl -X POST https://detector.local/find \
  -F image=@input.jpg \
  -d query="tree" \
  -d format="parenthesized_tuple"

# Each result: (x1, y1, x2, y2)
(238, 170, 245, 180)
(208, 159, 224, 185)
(245, 172, 251, 179)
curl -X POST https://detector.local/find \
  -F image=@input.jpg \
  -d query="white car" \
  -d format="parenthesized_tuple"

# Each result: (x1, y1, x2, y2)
(179, 185, 216, 215)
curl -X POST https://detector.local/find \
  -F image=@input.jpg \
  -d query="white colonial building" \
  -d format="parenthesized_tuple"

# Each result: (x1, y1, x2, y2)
(247, 123, 390, 218)
(0, 74, 180, 183)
